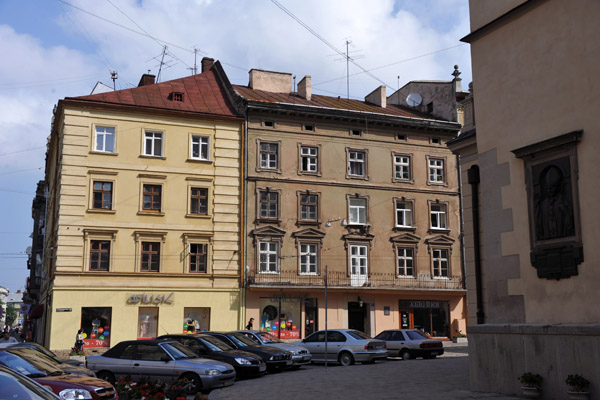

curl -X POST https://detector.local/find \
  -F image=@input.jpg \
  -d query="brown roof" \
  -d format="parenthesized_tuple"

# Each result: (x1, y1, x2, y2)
(233, 85, 436, 120)
(71, 68, 238, 118)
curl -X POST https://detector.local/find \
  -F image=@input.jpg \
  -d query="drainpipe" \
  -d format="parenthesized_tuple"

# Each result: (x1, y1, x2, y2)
(241, 111, 249, 329)
(457, 155, 467, 290)
(468, 165, 485, 324)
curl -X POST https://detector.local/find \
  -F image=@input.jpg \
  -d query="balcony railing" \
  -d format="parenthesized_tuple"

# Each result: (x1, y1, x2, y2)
(246, 269, 464, 290)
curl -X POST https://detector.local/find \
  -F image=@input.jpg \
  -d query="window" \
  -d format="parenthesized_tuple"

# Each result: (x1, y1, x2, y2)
(144, 131, 163, 157)
(300, 146, 318, 173)
(350, 129, 362, 137)
(259, 191, 278, 220)
(397, 247, 414, 277)
(263, 120, 275, 128)
(183, 307, 210, 333)
(395, 201, 413, 228)
(431, 137, 441, 145)
(259, 241, 279, 273)
(349, 245, 368, 286)
(397, 134, 407, 141)
(300, 243, 318, 274)
(428, 158, 445, 183)
(138, 308, 158, 339)
(348, 150, 366, 177)
(141, 242, 160, 272)
(90, 240, 110, 271)
(94, 126, 115, 153)
(348, 198, 367, 225)
(259, 142, 278, 169)
(300, 193, 318, 221)
(191, 136, 209, 160)
(430, 204, 447, 230)
(143, 185, 161, 212)
(93, 181, 112, 210)
(432, 249, 449, 278)
(303, 124, 314, 131)
(170, 92, 184, 102)
(189, 243, 207, 273)
(81, 307, 111, 348)
(190, 188, 208, 215)
(394, 155, 411, 181)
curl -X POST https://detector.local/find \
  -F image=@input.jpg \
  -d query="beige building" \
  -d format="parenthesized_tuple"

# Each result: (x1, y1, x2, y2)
(41, 60, 244, 351)
(219, 69, 466, 340)
(451, 0, 600, 398)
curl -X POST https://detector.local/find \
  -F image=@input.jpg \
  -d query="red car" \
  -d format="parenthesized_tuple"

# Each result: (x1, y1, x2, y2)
(0, 348, 117, 400)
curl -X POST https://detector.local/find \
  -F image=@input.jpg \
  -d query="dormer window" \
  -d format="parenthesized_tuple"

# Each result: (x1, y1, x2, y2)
(169, 92, 184, 102)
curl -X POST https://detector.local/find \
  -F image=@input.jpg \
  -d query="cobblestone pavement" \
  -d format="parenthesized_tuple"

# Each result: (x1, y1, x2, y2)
(207, 344, 520, 400)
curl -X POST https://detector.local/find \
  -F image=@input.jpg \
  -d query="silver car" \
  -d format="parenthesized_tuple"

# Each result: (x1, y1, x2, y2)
(235, 330, 312, 368)
(86, 339, 235, 393)
(374, 329, 444, 359)
(298, 329, 387, 366)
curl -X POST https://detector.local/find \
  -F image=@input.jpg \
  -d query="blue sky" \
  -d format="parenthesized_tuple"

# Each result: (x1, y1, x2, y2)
(0, 0, 472, 293)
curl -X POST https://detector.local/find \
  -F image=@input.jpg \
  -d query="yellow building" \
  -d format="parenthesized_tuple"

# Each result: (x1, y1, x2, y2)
(41, 60, 244, 351)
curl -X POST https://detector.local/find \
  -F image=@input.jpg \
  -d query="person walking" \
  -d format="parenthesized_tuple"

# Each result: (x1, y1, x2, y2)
(0, 332, 17, 343)
(74, 329, 84, 351)
(246, 318, 254, 330)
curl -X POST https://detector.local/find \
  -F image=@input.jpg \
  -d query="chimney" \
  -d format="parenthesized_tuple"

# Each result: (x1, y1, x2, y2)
(298, 75, 311, 100)
(365, 85, 386, 108)
(248, 69, 292, 93)
(137, 74, 155, 87)
(201, 57, 214, 73)
(452, 65, 462, 93)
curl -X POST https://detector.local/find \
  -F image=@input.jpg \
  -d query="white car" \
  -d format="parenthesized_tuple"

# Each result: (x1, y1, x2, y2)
(374, 329, 444, 360)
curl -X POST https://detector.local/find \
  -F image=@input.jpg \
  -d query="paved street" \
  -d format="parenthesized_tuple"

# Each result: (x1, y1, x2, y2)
(208, 344, 520, 400)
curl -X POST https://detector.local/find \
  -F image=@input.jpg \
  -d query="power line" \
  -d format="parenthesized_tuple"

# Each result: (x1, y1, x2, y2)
(0, 147, 45, 157)
(0, 167, 43, 176)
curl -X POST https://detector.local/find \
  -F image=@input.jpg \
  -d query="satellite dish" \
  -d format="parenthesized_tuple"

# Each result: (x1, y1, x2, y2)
(406, 92, 422, 107)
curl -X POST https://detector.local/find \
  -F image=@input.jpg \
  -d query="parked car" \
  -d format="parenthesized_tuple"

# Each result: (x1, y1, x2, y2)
(235, 330, 312, 369)
(86, 339, 235, 394)
(299, 329, 388, 366)
(202, 332, 292, 372)
(0, 364, 60, 400)
(0, 342, 95, 376)
(374, 329, 444, 360)
(158, 334, 267, 378)
(0, 348, 116, 400)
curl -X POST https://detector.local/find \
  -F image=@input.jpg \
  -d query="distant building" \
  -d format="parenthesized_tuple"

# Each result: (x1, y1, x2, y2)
(0, 286, 8, 327)
(6, 291, 23, 327)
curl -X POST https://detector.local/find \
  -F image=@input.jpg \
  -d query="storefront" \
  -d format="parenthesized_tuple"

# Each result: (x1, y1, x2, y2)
(398, 300, 450, 338)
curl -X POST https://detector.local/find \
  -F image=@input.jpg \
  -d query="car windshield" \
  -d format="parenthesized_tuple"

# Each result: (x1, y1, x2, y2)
(227, 333, 257, 347)
(0, 351, 53, 378)
(19, 344, 57, 361)
(161, 342, 196, 360)
(258, 332, 281, 344)
(0, 369, 58, 400)
(200, 336, 232, 352)
(347, 330, 372, 340)
(406, 330, 429, 340)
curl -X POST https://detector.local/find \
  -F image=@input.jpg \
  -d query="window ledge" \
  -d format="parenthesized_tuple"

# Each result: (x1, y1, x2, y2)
(298, 171, 322, 177)
(433, 276, 450, 280)
(299, 272, 319, 276)
(89, 151, 118, 156)
(297, 220, 320, 226)
(393, 178, 414, 184)
(137, 211, 165, 217)
(427, 181, 447, 187)
(185, 214, 212, 219)
(346, 175, 369, 181)
(429, 228, 450, 234)
(186, 158, 213, 164)
(256, 219, 281, 225)
(87, 209, 116, 214)
(256, 168, 282, 174)
(393, 226, 417, 232)
(396, 275, 416, 279)
(258, 271, 280, 275)
(139, 155, 166, 160)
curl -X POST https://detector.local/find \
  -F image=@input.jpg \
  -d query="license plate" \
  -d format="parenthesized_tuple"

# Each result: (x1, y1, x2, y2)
(259, 365, 266, 372)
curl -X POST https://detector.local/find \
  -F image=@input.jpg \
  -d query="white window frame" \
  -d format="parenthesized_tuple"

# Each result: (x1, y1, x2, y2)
(299, 243, 318, 275)
(432, 248, 449, 278)
(349, 244, 368, 285)
(259, 142, 279, 170)
(191, 136, 209, 160)
(395, 201, 413, 228)
(430, 203, 447, 230)
(397, 247, 415, 277)
(258, 241, 279, 274)
(300, 146, 318, 173)
(348, 198, 367, 225)
(94, 126, 116, 153)
(144, 131, 163, 157)
(348, 150, 366, 177)
(428, 158, 444, 183)
(394, 155, 411, 181)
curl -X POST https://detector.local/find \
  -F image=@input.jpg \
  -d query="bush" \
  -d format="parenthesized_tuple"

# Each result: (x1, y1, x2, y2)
(518, 372, 543, 388)
(566, 374, 590, 392)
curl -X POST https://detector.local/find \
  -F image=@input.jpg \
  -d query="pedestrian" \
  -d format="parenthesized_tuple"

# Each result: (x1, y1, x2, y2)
(0, 332, 17, 343)
(74, 329, 84, 351)
(246, 318, 254, 330)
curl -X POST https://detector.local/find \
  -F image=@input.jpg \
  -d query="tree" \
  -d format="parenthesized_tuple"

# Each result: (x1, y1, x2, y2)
(5, 304, 17, 327)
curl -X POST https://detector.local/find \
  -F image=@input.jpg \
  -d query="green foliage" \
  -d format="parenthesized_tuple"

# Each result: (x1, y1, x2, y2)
(566, 374, 590, 392)
(518, 372, 543, 388)
(5, 304, 17, 327)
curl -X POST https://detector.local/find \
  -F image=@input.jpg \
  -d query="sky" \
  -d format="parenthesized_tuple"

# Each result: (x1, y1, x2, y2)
(0, 0, 472, 293)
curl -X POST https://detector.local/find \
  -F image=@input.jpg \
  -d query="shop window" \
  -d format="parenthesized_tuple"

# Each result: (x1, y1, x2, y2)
(183, 307, 210, 333)
(138, 308, 158, 339)
(80, 307, 112, 348)
(259, 297, 301, 339)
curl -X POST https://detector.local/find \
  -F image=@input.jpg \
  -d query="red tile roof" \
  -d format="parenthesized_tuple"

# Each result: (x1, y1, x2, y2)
(70, 69, 238, 118)
(233, 85, 435, 120)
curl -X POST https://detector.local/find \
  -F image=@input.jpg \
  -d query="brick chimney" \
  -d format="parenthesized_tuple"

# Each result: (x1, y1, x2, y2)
(201, 57, 214, 73)
(365, 85, 386, 108)
(298, 76, 311, 100)
(249, 69, 292, 93)
(138, 74, 156, 87)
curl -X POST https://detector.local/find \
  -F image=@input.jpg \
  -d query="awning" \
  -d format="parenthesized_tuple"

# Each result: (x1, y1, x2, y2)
(28, 303, 45, 319)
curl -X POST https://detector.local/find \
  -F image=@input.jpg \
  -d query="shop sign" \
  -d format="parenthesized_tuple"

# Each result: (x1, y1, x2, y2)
(269, 295, 303, 303)
(55, 308, 72, 312)
(399, 300, 441, 309)
(127, 293, 174, 306)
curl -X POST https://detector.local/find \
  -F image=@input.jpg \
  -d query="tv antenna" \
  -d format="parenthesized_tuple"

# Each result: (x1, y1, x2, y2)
(110, 71, 118, 90)
(333, 39, 364, 99)
(148, 45, 176, 83)
(187, 47, 199, 75)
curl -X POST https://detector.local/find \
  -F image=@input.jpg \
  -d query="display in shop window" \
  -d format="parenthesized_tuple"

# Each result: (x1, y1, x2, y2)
(259, 298, 300, 339)
(138, 307, 158, 339)
(81, 307, 112, 348)
(182, 307, 210, 333)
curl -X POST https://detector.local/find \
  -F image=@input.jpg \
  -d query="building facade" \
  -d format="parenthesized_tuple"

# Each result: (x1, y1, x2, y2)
(41, 61, 244, 351)
(221, 69, 466, 340)
(452, 0, 600, 398)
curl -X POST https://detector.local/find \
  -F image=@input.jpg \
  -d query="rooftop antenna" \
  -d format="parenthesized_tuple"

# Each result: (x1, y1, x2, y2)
(293, 75, 296, 92)
(333, 39, 364, 99)
(110, 71, 118, 90)
(156, 45, 168, 83)
(187, 47, 199, 75)
(397, 75, 400, 90)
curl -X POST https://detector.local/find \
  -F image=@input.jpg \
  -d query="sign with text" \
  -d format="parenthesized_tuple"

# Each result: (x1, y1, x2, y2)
(127, 293, 174, 306)
(399, 300, 441, 309)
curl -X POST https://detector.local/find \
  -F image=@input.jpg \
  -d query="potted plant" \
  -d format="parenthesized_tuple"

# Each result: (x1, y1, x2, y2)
(68, 347, 86, 364)
(518, 372, 543, 398)
(566, 374, 590, 399)
(451, 331, 468, 343)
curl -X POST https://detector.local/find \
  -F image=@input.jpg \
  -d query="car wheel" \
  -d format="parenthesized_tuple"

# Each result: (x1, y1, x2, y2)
(338, 351, 354, 367)
(180, 372, 202, 395)
(401, 350, 412, 360)
(95, 371, 115, 385)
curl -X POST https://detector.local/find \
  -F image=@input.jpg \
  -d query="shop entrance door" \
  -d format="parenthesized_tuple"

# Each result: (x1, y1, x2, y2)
(399, 309, 413, 329)
(348, 302, 366, 332)
(304, 298, 318, 337)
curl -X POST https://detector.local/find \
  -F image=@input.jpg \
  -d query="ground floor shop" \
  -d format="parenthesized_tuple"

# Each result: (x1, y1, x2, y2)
(244, 289, 467, 340)
(44, 288, 241, 352)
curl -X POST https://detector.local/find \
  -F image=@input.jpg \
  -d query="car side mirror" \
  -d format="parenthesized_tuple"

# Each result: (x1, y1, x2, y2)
(161, 356, 171, 362)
